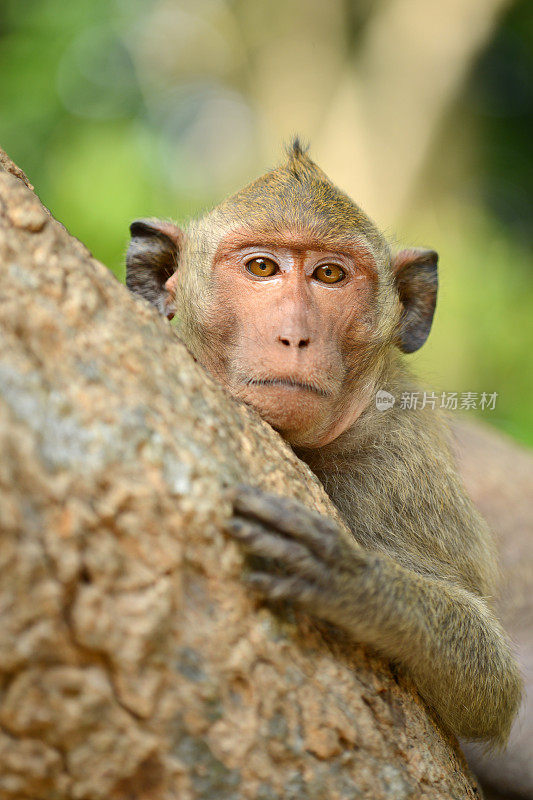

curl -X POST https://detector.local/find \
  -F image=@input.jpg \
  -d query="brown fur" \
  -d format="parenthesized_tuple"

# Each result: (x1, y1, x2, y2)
(126, 141, 522, 750)
(454, 420, 533, 799)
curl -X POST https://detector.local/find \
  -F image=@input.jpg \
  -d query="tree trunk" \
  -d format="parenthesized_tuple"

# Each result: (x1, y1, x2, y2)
(0, 149, 480, 799)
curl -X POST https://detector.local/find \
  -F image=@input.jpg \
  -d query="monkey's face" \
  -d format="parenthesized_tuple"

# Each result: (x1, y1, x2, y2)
(127, 147, 438, 449)
(179, 227, 381, 448)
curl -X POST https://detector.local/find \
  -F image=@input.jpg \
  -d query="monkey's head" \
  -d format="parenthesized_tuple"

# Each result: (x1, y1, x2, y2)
(127, 141, 437, 448)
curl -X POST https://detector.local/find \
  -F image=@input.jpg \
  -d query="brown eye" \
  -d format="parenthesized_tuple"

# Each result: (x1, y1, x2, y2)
(246, 257, 278, 277)
(313, 264, 346, 284)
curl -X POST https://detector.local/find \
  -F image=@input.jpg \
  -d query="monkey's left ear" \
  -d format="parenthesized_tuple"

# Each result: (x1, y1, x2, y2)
(391, 248, 438, 353)
(126, 218, 182, 320)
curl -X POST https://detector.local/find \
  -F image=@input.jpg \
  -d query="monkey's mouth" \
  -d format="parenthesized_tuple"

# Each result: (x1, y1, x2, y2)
(245, 377, 331, 398)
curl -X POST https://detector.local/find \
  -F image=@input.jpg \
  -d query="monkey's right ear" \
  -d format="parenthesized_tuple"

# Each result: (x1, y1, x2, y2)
(126, 218, 182, 320)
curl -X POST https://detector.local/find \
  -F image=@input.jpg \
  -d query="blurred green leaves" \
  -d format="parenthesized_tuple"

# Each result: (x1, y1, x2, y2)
(56, 26, 141, 120)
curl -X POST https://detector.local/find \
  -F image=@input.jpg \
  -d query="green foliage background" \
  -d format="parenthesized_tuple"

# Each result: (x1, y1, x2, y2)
(0, 0, 531, 445)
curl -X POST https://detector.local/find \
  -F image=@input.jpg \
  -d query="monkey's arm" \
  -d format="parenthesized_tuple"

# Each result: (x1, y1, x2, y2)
(226, 485, 522, 745)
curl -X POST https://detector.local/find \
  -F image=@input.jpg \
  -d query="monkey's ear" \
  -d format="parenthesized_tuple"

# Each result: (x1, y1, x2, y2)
(126, 218, 182, 320)
(392, 248, 438, 354)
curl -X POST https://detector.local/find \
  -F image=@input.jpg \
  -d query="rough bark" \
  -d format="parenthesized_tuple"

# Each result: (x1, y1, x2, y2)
(0, 148, 481, 800)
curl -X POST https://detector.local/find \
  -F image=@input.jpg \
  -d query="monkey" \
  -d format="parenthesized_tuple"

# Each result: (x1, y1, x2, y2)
(125, 140, 522, 758)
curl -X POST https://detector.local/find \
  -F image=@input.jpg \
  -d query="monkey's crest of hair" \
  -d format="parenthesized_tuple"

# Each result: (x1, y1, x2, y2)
(284, 136, 313, 179)
(286, 135, 309, 160)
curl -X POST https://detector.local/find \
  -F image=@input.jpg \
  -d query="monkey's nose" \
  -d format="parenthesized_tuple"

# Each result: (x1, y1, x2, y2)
(278, 336, 310, 349)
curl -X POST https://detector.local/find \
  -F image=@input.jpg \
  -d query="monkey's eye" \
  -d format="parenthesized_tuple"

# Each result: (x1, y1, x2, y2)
(313, 264, 346, 284)
(246, 257, 278, 277)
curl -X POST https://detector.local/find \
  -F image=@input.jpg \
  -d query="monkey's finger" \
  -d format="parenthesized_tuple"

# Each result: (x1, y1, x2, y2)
(225, 517, 329, 585)
(245, 572, 326, 608)
(228, 485, 341, 564)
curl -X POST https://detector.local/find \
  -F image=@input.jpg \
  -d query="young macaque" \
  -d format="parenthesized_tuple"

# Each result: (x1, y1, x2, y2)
(126, 141, 522, 758)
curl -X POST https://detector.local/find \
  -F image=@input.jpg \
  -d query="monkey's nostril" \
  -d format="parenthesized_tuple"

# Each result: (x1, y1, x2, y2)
(278, 336, 310, 348)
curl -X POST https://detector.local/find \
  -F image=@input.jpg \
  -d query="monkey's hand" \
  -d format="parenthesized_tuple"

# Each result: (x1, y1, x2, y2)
(225, 485, 523, 746)
(225, 484, 368, 624)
